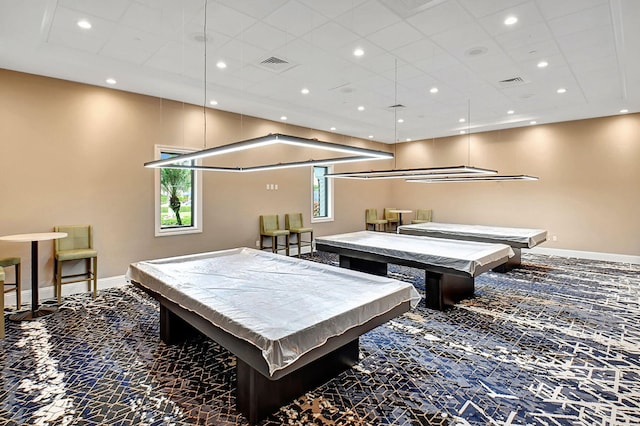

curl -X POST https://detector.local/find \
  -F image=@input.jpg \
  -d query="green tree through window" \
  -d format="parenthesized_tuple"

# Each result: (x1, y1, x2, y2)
(313, 166, 329, 219)
(160, 152, 194, 228)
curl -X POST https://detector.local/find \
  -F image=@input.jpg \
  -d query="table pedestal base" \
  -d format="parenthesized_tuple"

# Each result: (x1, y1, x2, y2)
(9, 306, 57, 321)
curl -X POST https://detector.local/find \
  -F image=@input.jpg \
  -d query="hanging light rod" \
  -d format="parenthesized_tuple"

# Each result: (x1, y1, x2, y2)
(325, 165, 497, 179)
(406, 174, 539, 183)
(144, 133, 393, 170)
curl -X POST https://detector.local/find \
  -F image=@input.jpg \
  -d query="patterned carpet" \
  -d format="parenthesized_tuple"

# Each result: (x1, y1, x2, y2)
(1, 253, 639, 425)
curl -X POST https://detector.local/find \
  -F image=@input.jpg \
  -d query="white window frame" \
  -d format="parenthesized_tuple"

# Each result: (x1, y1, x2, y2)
(154, 144, 203, 237)
(311, 165, 334, 223)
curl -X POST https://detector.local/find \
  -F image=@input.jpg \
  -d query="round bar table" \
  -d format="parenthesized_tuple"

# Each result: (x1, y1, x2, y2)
(388, 209, 412, 226)
(0, 232, 67, 321)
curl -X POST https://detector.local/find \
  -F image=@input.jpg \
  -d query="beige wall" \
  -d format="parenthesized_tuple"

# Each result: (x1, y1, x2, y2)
(0, 69, 393, 287)
(0, 69, 638, 289)
(390, 117, 640, 255)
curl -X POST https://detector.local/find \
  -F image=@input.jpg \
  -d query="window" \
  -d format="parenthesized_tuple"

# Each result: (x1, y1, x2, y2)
(154, 145, 202, 236)
(312, 165, 333, 223)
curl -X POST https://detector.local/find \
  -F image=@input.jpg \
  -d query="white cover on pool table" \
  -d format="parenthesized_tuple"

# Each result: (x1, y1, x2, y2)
(397, 222, 547, 248)
(126, 248, 420, 376)
(315, 231, 514, 275)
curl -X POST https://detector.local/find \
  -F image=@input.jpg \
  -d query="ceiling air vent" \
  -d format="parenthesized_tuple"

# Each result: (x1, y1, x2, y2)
(257, 55, 297, 73)
(498, 77, 528, 88)
(381, 0, 449, 18)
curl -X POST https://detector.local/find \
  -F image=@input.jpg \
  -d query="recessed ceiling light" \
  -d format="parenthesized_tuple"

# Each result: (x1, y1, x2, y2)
(507, 110, 515, 114)
(537, 61, 548, 68)
(530, 120, 537, 125)
(504, 16, 518, 26)
(556, 88, 567, 94)
(216, 61, 227, 69)
(357, 105, 365, 111)
(77, 20, 92, 29)
(368, 135, 374, 139)
(397, 118, 404, 123)
(619, 109, 629, 113)
(209, 100, 218, 105)
(460, 130, 466, 134)
(105, 78, 116, 85)
(430, 87, 438, 94)
(301, 88, 309, 95)
(458, 118, 465, 123)
(405, 138, 412, 142)
(280, 116, 287, 121)
(330, 127, 336, 131)
(353, 48, 364, 57)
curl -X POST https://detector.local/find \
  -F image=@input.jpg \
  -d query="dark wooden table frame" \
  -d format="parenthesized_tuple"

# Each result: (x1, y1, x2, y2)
(396, 227, 542, 271)
(133, 281, 410, 424)
(315, 243, 508, 310)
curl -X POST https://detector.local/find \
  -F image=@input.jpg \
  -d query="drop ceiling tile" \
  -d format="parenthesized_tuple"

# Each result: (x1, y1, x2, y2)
(120, 2, 182, 39)
(47, 7, 116, 53)
(59, 0, 131, 21)
(100, 26, 168, 64)
(144, 40, 202, 75)
(536, 0, 608, 19)
(504, 39, 561, 62)
(263, 1, 328, 38)
(477, 2, 545, 37)
(299, 0, 368, 19)
(429, 23, 490, 52)
(411, 51, 460, 74)
(406, 0, 474, 36)
(367, 21, 424, 52)
(392, 38, 444, 63)
(556, 28, 615, 64)
(457, 0, 532, 18)
(204, 3, 256, 38)
(494, 22, 554, 53)
(211, 39, 264, 65)
(215, 0, 289, 20)
(547, 3, 611, 37)
(240, 21, 291, 52)
(335, 0, 402, 37)
(306, 21, 360, 51)
(379, 63, 425, 84)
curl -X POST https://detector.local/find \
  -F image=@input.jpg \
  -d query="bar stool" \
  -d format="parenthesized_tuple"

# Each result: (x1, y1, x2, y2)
(0, 257, 21, 308)
(365, 209, 388, 232)
(54, 225, 98, 303)
(259, 215, 290, 256)
(285, 213, 313, 257)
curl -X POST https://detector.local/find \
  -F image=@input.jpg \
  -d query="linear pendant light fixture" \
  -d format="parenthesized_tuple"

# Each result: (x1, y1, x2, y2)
(406, 174, 539, 183)
(326, 165, 497, 180)
(144, 133, 393, 172)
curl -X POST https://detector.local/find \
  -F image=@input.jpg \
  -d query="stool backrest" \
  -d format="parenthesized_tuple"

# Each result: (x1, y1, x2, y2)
(260, 215, 280, 233)
(54, 225, 93, 252)
(365, 208, 379, 223)
(285, 213, 303, 229)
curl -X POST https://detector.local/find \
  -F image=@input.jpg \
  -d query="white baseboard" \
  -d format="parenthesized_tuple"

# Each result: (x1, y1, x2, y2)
(4, 275, 128, 308)
(527, 247, 640, 265)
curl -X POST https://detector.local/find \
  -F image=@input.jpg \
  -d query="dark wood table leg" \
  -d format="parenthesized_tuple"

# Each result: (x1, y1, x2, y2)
(425, 271, 475, 310)
(339, 255, 387, 276)
(237, 338, 359, 424)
